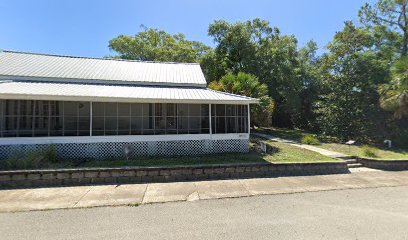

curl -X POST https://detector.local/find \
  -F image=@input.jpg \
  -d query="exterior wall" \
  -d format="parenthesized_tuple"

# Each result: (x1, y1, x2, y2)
(0, 134, 249, 160)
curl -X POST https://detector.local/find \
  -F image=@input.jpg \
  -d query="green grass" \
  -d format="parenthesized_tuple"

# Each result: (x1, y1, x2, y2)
(319, 143, 408, 160)
(256, 127, 408, 160)
(77, 139, 337, 168)
(255, 127, 311, 142)
(0, 137, 338, 170)
(259, 140, 337, 163)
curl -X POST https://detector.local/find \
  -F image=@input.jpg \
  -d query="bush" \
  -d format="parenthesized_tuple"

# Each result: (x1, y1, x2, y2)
(301, 134, 321, 145)
(361, 145, 377, 158)
(0, 145, 57, 170)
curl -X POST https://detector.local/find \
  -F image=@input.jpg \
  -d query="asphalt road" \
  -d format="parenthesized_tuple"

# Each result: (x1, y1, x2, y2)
(1, 186, 408, 240)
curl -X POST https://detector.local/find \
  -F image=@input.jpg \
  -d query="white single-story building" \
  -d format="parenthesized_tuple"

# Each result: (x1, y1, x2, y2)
(0, 51, 257, 160)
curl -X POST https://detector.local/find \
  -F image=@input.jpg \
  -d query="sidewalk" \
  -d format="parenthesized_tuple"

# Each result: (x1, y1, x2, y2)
(251, 132, 348, 158)
(0, 170, 407, 213)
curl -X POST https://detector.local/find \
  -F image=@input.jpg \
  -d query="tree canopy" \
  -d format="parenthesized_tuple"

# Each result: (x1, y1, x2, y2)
(107, 0, 408, 146)
(108, 26, 210, 62)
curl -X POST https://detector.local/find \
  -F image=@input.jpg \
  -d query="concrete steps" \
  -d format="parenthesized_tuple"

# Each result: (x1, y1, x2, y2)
(340, 157, 364, 169)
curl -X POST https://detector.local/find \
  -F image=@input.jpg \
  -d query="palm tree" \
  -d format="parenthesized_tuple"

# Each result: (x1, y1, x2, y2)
(208, 72, 275, 127)
(380, 57, 408, 118)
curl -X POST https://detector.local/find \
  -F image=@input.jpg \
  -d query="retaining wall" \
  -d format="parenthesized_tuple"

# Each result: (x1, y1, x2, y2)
(358, 158, 408, 170)
(0, 161, 349, 189)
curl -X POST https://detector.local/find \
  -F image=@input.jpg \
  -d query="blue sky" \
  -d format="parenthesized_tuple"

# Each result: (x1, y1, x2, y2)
(0, 0, 375, 58)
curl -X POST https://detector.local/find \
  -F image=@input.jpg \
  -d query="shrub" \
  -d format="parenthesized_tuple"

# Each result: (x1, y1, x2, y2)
(301, 134, 321, 145)
(361, 145, 377, 158)
(0, 145, 57, 170)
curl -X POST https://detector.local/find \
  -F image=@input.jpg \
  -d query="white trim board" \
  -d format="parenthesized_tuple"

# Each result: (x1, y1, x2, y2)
(0, 133, 250, 145)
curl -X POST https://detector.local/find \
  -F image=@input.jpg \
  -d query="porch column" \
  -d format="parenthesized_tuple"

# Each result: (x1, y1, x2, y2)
(89, 101, 93, 136)
(247, 104, 250, 134)
(209, 103, 212, 134)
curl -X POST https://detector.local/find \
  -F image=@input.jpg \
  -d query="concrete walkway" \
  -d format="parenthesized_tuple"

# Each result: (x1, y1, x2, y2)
(252, 132, 348, 158)
(0, 170, 407, 213)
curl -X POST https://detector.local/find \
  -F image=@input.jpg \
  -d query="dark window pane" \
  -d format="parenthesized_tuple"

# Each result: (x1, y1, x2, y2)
(104, 131, 117, 136)
(189, 104, 201, 116)
(118, 117, 130, 131)
(178, 104, 188, 117)
(131, 117, 143, 131)
(49, 130, 63, 136)
(64, 131, 77, 136)
(64, 117, 77, 131)
(50, 117, 63, 134)
(178, 117, 188, 130)
(166, 129, 178, 135)
(19, 131, 33, 137)
(64, 102, 78, 116)
(78, 117, 90, 131)
(142, 117, 154, 130)
(155, 129, 165, 135)
(130, 129, 142, 135)
(166, 117, 177, 130)
(3, 131, 17, 137)
(201, 116, 209, 129)
(226, 117, 237, 133)
(78, 102, 90, 117)
(216, 117, 225, 133)
(19, 100, 33, 116)
(105, 103, 117, 116)
(105, 117, 117, 131)
(201, 104, 209, 117)
(6, 100, 18, 115)
(92, 130, 104, 136)
(92, 117, 104, 131)
(226, 105, 236, 116)
(201, 128, 210, 134)
(131, 103, 143, 116)
(155, 117, 166, 130)
(0, 100, 4, 133)
(5, 117, 17, 130)
(189, 117, 200, 129)
(242, 117, 248, 133)
(211, 117, 216, 133)
(143, 104, 154, 117)
(241, 105, 248, 116)
(34, 116, 49, 130)
(50, 101, 63, 117)
(237, 105, 242, 116)
(216, 104, 225, 116)
(237, 117, 243, 133)
(142, 129, 155, 135)
(34, 130, 48, 137)
(155, 103, 164, 117)
(166, 104, 177, 116)
(189, 129, 200, 134)
(19, 116, 32, 131)
(211, 104, 215, 117)
(178, 129, 188, 134)
(92, 103, 105, 116)
(118, 103, 130, 116)
(78, 131, 90, 136)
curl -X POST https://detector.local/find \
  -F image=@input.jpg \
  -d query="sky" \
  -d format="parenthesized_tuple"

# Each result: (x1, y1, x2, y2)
(0, 0, 376, 58)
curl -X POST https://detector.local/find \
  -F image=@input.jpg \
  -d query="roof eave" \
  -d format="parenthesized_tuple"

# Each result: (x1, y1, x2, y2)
(0, 93, 258, 105)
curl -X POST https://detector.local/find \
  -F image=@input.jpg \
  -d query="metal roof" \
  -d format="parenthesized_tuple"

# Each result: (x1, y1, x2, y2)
(0, 51, 207, 87)
(0, 81, 258, 104)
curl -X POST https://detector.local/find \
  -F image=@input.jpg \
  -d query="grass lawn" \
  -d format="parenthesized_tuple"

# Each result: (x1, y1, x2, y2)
(319, 143, 408, 160)
(0, 138, 338, 170)
(256, 127, 408, 160)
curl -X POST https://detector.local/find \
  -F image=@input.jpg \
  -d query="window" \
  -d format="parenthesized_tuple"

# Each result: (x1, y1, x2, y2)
(211, 104, 248, 134)
(0, 100, 90, 137)
(0, 101, 248, 137)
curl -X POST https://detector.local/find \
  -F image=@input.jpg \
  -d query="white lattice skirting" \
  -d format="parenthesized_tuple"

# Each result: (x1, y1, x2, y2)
(0, 139, 249, 160)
